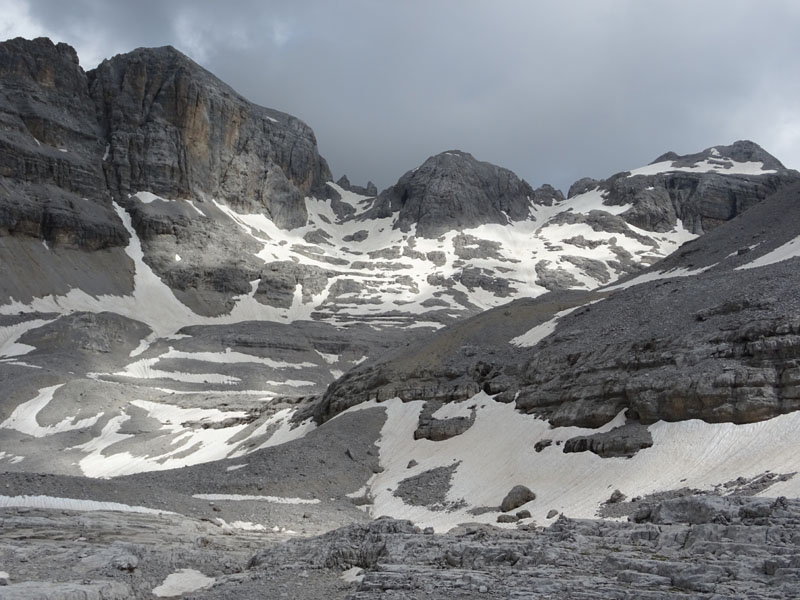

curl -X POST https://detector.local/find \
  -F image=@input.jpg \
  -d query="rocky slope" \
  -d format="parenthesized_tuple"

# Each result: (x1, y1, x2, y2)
(319, 181, 800, 427)
(2, 492, 799, 598)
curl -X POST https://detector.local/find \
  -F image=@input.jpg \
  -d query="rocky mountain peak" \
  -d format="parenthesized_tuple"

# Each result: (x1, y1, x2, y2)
(570, 140, 800, 236)
(0, 37, 82, 86)
(89, 44, 331, 228)
(335, 174, 377, 196)
(368, 149, 563, 237)
(649, 140, 786, 172)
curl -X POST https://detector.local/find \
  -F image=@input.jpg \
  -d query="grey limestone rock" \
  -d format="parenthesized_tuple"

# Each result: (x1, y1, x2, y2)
(90, 45, 331, 228)
(563, 422, 654, 458)
(393, 463, 464, 511)
(598, 141, 800, 235)
(500, 485, 536, 512)
(0, 38, 127, 250)
(567, 176, 599, 198)
(534, 259, 582, 291)
(414, 400, 476, 441)
(496, 513, 518, 523)
(336, 174, 378, 197)
(236, 495, 800, 598)
(366, 150, 558, 237)
(256, 261, 333, 308)
(560, 254, 612, 284)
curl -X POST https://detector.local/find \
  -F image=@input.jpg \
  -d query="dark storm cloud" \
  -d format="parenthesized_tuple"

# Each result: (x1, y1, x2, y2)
(6, 0, 800, 193)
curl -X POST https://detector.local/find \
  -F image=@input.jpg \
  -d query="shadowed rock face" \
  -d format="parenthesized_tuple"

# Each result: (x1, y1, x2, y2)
(367, 150, 564, 238)
(89, 45, 331, 229)
(0, 38, 331, 255)
(0, 37, 126, 249)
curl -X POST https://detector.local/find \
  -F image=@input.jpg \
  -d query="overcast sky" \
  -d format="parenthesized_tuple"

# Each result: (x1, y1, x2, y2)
(2, 0, 799, 193)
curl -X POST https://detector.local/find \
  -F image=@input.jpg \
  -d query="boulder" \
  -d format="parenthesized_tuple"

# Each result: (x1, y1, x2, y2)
(500, 485, 536, 513)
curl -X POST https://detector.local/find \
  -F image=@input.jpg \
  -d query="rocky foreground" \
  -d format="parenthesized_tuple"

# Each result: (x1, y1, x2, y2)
(0, 495, 798, 599)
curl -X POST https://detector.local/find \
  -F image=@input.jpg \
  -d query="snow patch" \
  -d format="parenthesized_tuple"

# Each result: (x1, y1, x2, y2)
(264, 379, 315, 388)
(628, 158, 776, 177)
(360, 394, 800, 532)
(603, 264, 715, 291)
(341, 567, 365, 583)
(0, 318, 54, 357)
(193, 494, 320, 505)
(133, 191, 163, 204)
(566, 188, 629, 216)
(0, 385, 102, 438)
(153, 569, 215, 597)
(316, 351, 340, 364)
(111, 357, 241, 385)
(510, 306, 582, 347)
(0, 494, 173, 514)
(214, 518, 267, 532)
(736, 235, 800, 270)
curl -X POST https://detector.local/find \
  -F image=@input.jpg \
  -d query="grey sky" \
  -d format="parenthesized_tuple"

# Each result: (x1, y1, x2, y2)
(2, 0, 799, 193)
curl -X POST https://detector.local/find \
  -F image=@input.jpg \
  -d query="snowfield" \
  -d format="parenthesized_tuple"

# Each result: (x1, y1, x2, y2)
(336, 394, 800, 532)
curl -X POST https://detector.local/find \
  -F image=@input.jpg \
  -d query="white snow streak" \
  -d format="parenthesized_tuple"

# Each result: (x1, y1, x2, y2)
(0, 385, 102, 438)
(0, 494, 173, 514)
(193, 494, 320, 505)
(736, 235, 800, 270)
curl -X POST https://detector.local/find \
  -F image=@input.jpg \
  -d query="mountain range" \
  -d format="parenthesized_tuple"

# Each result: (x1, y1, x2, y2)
(1, 37, 800, 598)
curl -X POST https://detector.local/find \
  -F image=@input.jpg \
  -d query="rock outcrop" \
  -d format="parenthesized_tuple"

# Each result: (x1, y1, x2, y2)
(499, 485, 536, 512)
(513, 183, 800, 428)
(589, 141, 798, 235)
(240, 496, 800, 599)
(0, 37, 126, 249)
(563, 421, 653, 458)
(90, 45, 331, 228)
(0, 38, 332, 254)
(366, 150, 563, 237)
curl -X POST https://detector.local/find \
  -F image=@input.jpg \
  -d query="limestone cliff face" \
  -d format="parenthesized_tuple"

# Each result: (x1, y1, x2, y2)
(0, 38, 335, 308)
(0, 38, 332, 253)
(0, 37, 126, 249)
(89, 45, 332, 229)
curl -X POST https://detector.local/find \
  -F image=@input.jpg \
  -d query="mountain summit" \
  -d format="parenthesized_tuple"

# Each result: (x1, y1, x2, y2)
(367, 150, 563, 237)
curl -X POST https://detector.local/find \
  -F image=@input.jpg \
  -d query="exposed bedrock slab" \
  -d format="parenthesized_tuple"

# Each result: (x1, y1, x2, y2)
(237, 495, 800, 599)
